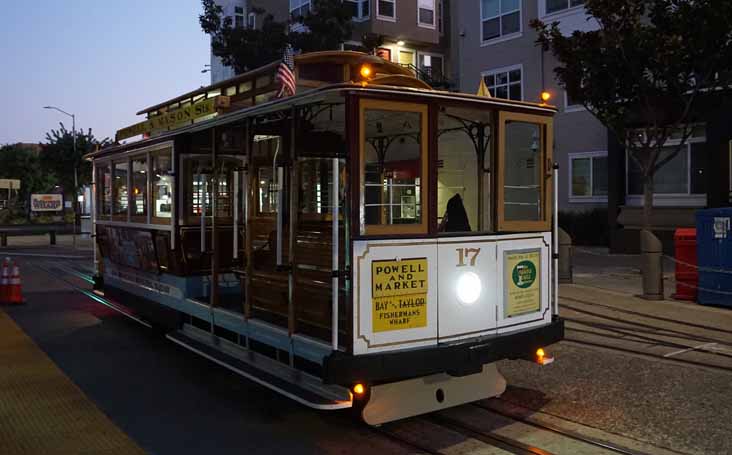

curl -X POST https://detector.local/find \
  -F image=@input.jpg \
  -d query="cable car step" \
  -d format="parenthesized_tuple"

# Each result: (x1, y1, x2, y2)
(166, 325, 352, 410)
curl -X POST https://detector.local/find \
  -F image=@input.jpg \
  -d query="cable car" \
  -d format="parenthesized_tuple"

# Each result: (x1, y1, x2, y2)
(87, 51, 563, 425)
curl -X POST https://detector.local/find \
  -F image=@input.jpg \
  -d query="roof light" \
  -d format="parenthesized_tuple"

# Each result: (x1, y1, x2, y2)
(540, 91, 551, 103)
(397, 40, 405, 46)
(536, 348, 554, 365)
(360, 65, 372, 79)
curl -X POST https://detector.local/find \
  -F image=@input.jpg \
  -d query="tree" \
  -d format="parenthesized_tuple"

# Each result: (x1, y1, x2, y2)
(532, 0, 732, 230)
(40, 123, 110, 197)
(289, 0, 354, 53)
(199, 0, 354, 74)
(200, 1, 289, 73)
(0, 144, 55, 203)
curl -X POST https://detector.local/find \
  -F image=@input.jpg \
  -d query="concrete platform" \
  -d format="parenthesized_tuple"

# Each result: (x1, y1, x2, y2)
(0, 308, 145, 454)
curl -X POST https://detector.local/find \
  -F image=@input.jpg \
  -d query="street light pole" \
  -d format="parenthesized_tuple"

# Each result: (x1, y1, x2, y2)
(44, 105, 78, 248)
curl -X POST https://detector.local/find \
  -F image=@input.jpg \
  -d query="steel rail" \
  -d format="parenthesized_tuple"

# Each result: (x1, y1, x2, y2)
(471, 403, 653, 455)
(561, 296, 732, 335)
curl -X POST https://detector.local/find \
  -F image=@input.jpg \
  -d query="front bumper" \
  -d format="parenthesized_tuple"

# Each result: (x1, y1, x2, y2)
(323, 317, 564, 386)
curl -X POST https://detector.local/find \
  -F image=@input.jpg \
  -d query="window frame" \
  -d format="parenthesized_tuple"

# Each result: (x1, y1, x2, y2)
(624, 135, 708, 207)
(247, 12, 256, 29)
(564, 89, 586, 113)
(481, 64, 524, 101)
(568, 151, 608, 203)
(417, 0, 436, 28)
(289, 0, 311, 18)
(496, 111, 553, 232)
(480, 0, 522, 45)
(376, 0, 396, 22)
(130, 154, 149, 222)
(359, 98, 430, 236)
(234, 6, 245, 28)
(345, 0, 370, 21)
(541, 0, 585, 18)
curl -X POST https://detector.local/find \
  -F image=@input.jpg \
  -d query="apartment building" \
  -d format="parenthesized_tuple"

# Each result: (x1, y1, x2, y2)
(211, 1, 452, 88)
(453, 0, 607, 216)
(453, 1, 732, 252)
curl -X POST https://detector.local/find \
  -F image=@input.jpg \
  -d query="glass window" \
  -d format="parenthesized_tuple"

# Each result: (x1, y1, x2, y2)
(418, 0, 435, 26)
(185, 158, 238, 219)
(481, 0, 520, 42)
(131, 157, 148, 217)
(437, 107, 492, 232)
(627, 142, 706, 196)
(345, 0, 369, 19)
(257, 167, 278, 214)
(234, 6, 244, 28)
(152, 149, 173, 221)
(378, 0, 395, 18)
(113, 160, 129, 217)
(546, 0, 584, 15)
(483, 67, 522, 101)
(98, 164, 112, 216)
(248, 12, 256, 29)
(503, 121, 542, 222)
(570, 153, 607, 198)
(362, 102, 427, 234)
(289, 0, 311, 18)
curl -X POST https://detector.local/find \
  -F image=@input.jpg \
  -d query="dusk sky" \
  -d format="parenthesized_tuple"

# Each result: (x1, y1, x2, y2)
(0, 0, 211, 144)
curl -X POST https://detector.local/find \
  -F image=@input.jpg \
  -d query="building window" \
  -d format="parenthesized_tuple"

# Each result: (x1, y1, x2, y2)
(377, 0, 396, 20)
(290, 0, 311, 18)
(627, 142, 706, 197)
(480, 0, 521, 43)
(345, 0, 369, 20)
(247, 12, 256, 29)
(569, 152, 608, 201)
(418, 0, 435, 27)
(481, 66, 522, 101)
(234, 6, 245, 28)
(419, 53, 444, 80)
(546, 0, 584, 15)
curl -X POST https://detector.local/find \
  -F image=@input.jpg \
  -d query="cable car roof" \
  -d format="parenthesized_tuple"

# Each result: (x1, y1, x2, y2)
(86, 83, 556, 161)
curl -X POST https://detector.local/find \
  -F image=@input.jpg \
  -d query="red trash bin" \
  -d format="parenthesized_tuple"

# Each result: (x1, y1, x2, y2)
(672, 228, 697, 301)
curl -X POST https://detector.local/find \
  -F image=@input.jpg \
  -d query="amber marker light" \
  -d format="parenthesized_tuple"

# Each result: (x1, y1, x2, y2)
(360, 65, 372, 79)
(536, 348, 555, 365)
(352, 383, 366, 396)
(540, 91, 552, 103)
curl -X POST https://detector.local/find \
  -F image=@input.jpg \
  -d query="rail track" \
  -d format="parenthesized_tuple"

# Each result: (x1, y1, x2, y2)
(32, 260, 697, 454)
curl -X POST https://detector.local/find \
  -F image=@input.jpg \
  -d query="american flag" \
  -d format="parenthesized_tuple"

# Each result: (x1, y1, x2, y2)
(276, 44, 296, 98)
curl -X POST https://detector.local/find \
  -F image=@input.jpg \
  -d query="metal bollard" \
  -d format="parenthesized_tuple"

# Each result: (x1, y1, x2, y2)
(558, 228, 573, 284)
(640, 229, 664, 300)
(0, 233, 6, 247)
(49, 231, 56, 245)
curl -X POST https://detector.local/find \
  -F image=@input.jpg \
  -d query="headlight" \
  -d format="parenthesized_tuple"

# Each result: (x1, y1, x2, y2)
(456, 271, 481, 305)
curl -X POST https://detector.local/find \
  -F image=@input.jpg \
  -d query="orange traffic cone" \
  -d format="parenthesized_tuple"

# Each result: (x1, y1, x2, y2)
(0, 258, 9, 304)
(7, 263, 23, 305)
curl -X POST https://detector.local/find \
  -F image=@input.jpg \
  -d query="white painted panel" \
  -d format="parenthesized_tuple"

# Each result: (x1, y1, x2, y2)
(436, 237, 498, 342)
(352, 239, 438, 355)
(495, 233, 552, 334)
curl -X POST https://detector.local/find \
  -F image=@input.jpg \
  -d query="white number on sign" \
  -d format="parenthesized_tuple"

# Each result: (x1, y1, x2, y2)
(456, 248, 480, 267)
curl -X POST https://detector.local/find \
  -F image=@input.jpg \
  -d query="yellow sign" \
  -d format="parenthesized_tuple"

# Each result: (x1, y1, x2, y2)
(116, 96, 229, 141)
(504, 250, 541, 317)
(371, 258, 428, 332)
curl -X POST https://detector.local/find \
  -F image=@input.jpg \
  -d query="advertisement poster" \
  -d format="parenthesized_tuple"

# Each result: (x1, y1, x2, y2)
(30, 194, 63, 212)
(371, 258, 428, 332)
(504, 249, 541, 317)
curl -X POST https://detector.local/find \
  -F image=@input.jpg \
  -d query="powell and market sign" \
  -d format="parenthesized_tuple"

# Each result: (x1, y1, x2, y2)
(116, 96, 230, 141)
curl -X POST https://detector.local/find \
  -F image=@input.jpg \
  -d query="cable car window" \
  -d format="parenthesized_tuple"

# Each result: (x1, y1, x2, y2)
(152, 149, 173, 222)
(360, 100, 429, 235)
(184, 157, 239, 221)
(252, 135, 283, 216)
(257, 167, 278, 214)
(437, 106, 492, 232)
(131, 157, 147, 218)
(113, 160, 129, 218)
(497, 111, 553, 231)
(98, 164, 112, 216)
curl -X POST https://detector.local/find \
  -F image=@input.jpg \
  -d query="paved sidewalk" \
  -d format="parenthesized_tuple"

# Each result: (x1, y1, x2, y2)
(0, 234, 93, 252)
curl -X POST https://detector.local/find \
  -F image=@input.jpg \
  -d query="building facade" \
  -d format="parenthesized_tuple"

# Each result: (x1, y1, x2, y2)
(452, 0, 607, 215)
(211, 0, 452, 88)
